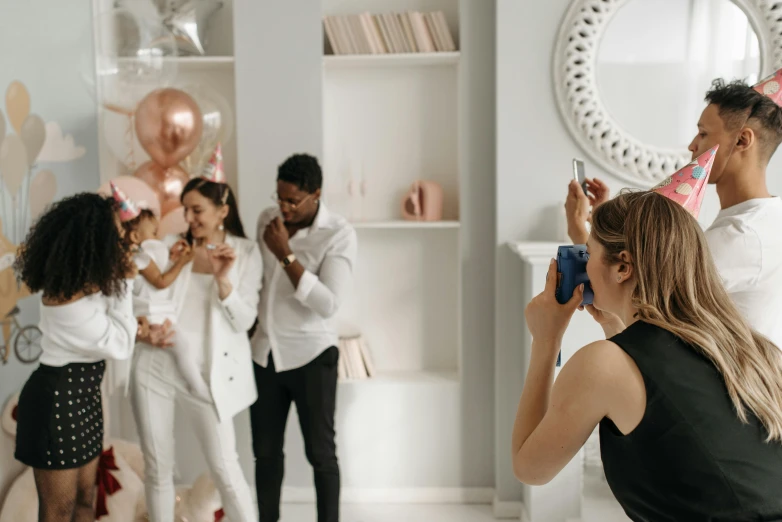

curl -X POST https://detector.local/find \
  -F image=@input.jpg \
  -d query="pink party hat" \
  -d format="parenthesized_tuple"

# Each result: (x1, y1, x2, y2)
(754, 69, 782, 107)
(110, 181, 141, 222)
(651, 144, 718, 219)
(201, 144, 226, 184)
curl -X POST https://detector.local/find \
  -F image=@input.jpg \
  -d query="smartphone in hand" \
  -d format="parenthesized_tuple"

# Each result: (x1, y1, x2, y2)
(572, 158, 588, 196)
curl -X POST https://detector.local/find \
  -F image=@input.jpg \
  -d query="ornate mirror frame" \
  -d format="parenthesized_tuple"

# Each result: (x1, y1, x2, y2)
(553, 0, 782, 185)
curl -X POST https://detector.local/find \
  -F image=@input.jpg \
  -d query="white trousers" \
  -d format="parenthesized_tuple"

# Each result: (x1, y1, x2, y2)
(131, 346, 256, 522)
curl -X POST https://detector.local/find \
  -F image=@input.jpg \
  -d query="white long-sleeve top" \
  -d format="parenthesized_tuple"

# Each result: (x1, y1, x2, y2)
(252, 203, 357, 372)
(38, 280, 137, 367)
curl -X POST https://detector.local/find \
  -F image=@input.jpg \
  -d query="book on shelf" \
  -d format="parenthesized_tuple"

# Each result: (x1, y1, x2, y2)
(323, 11, 456, 56)
(337, 335, 376, 380)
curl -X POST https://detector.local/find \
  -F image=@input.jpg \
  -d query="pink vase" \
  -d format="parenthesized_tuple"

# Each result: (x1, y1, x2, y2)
(401, 181, 443, 221)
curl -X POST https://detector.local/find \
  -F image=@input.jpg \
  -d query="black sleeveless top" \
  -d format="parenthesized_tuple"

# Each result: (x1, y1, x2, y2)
(600, 321, 782, 522)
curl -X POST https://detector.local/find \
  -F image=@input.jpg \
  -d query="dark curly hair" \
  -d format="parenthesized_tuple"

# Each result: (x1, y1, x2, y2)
(121, 208, 156, 236)
(706, 78, 782, 161)
(181, 178, 246, 244)
(277, 153, 322, 193)
(14, 192, 134, 301)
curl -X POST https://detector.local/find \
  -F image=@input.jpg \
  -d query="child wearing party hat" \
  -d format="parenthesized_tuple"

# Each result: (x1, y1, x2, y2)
(110, 182, 211, 400)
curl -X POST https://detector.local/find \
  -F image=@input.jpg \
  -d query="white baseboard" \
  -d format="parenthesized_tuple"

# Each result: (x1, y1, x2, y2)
(282, 486, 495, 504)
(492, 494, 524, 519)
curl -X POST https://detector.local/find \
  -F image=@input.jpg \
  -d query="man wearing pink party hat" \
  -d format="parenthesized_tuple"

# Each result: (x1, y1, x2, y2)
(687, 75, 782, 349)
(567, 74, 782, 349)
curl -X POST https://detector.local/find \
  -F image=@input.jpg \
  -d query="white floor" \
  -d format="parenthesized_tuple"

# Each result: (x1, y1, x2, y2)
(280, 503, 497, 522)
(278, 470, 629, 522)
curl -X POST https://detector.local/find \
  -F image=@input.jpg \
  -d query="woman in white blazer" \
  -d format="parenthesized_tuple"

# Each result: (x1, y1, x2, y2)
(131, 175, 262, 522)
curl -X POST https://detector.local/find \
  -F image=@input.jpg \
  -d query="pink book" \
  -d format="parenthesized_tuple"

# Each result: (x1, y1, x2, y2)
(367, 14, 388, 53)
(435, 11, 456, 51)
(323, 17, 340, 55)
(424, 13, 444, 52)
(400, 12, 419, 53)
(410, 12, 435, 53)
(374, 14, 395, 53)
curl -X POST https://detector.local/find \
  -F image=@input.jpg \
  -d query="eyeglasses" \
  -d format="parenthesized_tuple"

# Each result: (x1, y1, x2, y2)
(271, 192, 313, 211)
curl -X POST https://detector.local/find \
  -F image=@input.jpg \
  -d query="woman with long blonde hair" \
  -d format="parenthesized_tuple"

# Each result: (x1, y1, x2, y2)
(512, 190, 782, 521)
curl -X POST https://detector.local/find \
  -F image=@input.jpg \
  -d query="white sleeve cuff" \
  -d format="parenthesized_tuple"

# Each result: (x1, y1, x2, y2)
(294, 270, 318, 303)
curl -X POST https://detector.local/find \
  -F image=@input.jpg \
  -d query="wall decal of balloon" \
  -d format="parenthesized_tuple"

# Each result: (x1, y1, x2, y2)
(5, 82, 30, 135)
(20, 114, 46, 166)
(28, 170, 57, 221)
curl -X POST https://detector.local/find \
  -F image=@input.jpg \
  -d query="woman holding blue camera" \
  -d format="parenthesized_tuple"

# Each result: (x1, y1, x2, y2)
(512, 190, 782, 521)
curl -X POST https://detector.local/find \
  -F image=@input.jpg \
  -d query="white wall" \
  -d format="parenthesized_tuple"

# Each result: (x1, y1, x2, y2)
(494, 0, 782, 506)
(0, 0, 101, 508)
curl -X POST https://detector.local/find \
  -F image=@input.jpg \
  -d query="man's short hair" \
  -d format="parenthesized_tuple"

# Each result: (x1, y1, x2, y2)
(705, 78, 782, 161)
(277, 154, 322, 193)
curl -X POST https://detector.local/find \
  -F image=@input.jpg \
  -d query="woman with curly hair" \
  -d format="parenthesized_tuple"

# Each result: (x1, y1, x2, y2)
(13, 192, 138, 522)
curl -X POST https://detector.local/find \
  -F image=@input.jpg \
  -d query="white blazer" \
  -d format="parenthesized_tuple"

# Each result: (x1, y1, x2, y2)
(136, 234, 263, 422)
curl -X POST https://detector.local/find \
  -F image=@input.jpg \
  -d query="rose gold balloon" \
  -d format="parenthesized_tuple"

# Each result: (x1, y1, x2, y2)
(133, 161, 190, 216)
(134, 88, 203, 168)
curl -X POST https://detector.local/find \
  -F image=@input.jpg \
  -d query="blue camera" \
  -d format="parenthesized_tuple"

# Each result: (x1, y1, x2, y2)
(556, 245, 594, 306)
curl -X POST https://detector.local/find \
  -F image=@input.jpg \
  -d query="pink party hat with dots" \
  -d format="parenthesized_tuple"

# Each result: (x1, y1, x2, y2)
(753, 69, 782, 107)
(651, 144, 718, 219)
(201, 143, 226, 184)
(110, 181, 141, 222)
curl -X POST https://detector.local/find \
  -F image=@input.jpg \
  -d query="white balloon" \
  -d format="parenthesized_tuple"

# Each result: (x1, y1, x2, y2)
(101, 109, 150, 168)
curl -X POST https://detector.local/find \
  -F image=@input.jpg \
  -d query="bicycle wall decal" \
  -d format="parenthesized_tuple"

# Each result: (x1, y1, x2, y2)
(0, 306, 42, 365)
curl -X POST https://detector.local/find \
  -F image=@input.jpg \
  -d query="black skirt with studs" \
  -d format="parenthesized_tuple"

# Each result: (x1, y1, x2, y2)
(15, 361, 105, 469)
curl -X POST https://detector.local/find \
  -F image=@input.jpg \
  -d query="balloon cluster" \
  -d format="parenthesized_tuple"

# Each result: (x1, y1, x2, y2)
(0, 81, 58, 243)
(95, 8, 233, 239)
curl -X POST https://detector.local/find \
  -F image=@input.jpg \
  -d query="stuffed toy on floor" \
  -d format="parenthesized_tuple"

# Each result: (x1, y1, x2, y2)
(0, 390, 226, 522)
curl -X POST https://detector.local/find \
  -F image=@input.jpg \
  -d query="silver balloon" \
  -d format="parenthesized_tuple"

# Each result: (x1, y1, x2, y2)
(118, 0, 223, 56)
(163, 0, 223, 56)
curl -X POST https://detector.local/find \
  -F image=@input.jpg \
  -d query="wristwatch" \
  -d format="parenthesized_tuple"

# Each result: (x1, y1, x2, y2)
(280, 253, 296, 268)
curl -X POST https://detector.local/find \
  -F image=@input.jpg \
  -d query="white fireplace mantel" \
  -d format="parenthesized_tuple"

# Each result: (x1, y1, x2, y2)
(500, 241, 605, 522)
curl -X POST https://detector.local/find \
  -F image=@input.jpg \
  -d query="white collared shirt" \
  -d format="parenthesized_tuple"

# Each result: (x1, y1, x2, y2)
(252, 203, 357, 371)
(705, 196, 782, 348)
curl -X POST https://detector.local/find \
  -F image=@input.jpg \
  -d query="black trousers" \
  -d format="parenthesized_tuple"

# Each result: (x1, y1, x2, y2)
(250, 346, 340, 522)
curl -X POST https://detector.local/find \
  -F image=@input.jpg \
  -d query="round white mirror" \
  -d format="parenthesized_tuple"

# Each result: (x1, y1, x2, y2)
(553, 0, 781, 185)
(598, 0, 760, 150)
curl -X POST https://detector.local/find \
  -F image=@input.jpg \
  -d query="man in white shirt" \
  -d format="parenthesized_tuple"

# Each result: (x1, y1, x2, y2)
(566, 78, 782, 348)
(250, 153, 357, 522)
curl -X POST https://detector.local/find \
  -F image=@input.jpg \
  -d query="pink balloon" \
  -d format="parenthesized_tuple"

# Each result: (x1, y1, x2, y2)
(97, 176, 161, 218)
(157, 206, 188, 239)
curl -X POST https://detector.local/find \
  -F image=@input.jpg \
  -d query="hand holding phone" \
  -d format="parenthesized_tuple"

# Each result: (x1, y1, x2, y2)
(572, 158, 588, 196)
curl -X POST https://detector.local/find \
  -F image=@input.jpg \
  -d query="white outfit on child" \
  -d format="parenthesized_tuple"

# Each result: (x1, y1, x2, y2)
(133, 239, 210, 400)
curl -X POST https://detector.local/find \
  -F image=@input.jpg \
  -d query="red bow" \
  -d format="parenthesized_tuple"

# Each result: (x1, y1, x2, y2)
(94, 446, 123, 519)
(215, 508, 225, 521)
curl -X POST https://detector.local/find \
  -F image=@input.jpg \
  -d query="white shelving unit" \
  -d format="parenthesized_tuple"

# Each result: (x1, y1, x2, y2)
(323, 4, 461, 383)
(323, 51, 459, 68)
(351, 219, 460, 229)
